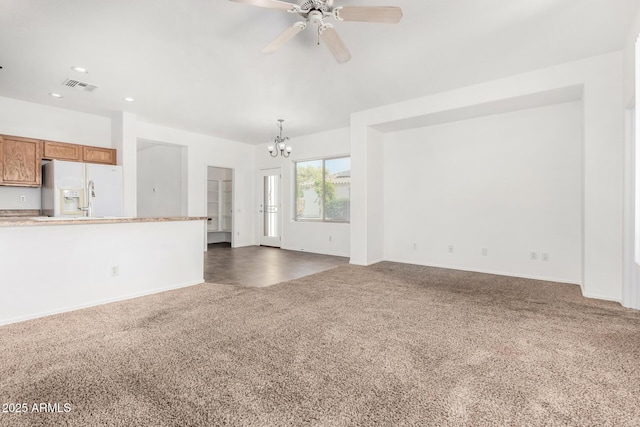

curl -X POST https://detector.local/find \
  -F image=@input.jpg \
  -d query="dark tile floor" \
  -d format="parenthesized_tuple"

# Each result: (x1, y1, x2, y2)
(204, 243, 350, 287)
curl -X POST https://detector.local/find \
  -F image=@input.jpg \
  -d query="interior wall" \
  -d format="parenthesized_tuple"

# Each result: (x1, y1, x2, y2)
(0, 187, 41, 210)
(623, 7, 640, 105)
(136, 121, 256, 248)
(255, 127, 351, 257)
(352, 52, 624, 302)
(623, 11, 640, 309)
(0, 220, 203, 325)
(384, 102, 583, 283)
(0, 96, 112, 147)
(137, 140, 187, 218)
(112, 112, 137, 217)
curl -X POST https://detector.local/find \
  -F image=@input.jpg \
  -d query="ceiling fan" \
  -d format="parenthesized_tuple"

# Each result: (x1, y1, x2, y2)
(229, 0, 403, 63)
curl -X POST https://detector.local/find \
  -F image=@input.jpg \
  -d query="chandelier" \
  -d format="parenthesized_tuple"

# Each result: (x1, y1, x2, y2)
(268, 119, 292, 158)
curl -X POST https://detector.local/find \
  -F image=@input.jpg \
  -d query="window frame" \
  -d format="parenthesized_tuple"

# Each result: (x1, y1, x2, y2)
(293, 155, 351, 223)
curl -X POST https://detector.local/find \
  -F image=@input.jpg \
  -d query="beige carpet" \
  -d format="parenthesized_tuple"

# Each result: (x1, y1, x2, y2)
(1, 262, 639, 426)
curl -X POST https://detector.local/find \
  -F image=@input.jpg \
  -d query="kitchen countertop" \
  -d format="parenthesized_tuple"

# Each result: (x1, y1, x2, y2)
(0, 209, 42, 217)
(0, 216, 208, 227)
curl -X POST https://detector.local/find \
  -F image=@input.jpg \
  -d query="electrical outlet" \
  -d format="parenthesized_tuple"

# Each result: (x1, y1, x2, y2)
(530, 251, 538, 261)
(481, 248, 488, 256)
(19, 195, 26, 203)
(542, 253, 549, 262)
(110, 266, 120, 277)
(448, 245, 454, 253)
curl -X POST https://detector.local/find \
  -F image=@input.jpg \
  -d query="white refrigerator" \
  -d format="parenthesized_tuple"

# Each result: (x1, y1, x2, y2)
(42, 160, 124, 217)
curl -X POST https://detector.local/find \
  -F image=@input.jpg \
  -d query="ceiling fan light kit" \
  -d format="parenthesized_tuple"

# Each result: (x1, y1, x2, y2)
(230, 0, 403, 63)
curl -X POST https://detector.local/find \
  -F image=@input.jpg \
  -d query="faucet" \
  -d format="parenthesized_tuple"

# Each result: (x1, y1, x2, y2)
(78, 180, 95, 217)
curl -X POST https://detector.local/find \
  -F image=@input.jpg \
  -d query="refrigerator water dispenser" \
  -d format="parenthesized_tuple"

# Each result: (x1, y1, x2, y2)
(60, 189, 84, 215)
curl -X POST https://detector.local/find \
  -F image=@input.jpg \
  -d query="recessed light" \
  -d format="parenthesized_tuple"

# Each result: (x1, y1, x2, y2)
(71, 66, 88, 73)
(49, 93, 63, 98)
(123, 97, 135, 102)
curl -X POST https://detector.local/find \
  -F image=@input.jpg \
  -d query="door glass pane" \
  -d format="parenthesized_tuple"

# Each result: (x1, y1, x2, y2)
(324, 157, 350, 221)
(263, 175, 279, 237)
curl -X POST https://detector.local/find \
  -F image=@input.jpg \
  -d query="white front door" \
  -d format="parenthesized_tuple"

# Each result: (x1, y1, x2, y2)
(260, 169, 281, 247)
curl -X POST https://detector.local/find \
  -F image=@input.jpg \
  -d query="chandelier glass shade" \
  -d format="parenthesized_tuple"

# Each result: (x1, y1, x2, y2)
(268, 119, 292, 158)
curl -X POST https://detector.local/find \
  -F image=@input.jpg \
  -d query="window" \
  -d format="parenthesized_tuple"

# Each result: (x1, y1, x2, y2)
(295, 156, 350, 222)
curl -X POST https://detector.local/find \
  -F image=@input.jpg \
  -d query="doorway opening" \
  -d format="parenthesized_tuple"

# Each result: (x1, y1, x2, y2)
(207, 166, 233, 247)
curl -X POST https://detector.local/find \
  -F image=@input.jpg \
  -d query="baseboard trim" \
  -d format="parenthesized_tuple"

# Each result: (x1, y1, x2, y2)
(582, 292, 622, 304)
(0, 279, 204, 327)
(282, 245, 350, 258)
(350, 257, 384, 267)
(382, 258, 581, 285)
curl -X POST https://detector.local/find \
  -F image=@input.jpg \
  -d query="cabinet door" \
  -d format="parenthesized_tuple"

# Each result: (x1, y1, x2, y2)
(0, 135, 43, 187)
(43, 140, 82, 161)
(82, 146, 116, 165)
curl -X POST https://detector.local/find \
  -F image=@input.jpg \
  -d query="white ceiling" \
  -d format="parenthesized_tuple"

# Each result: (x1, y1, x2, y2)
(0, 0, 638, 144)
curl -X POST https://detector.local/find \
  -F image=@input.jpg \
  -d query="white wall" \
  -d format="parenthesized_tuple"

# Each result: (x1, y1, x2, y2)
(0, 96, 112, 147)
(0, 220, 204, 325)
(137, 140, 187, 218)
(0, 186, 41, 210)
(623, 8, 640, 105)
(623, 9, 640, 310)
(352, 52, 624, 302)
(255, 127, 351, 257)
(112, 112, 137, 216)
(384, 102, 583, 283)
(0, 96, 112, 211)
(136, 121, 256, 248)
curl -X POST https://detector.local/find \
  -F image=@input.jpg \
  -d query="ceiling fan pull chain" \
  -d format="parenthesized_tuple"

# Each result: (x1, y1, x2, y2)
(317, 27, 320, 46)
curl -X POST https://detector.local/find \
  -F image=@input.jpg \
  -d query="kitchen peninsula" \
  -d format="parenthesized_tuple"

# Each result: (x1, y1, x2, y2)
(0, 216, 206, 325)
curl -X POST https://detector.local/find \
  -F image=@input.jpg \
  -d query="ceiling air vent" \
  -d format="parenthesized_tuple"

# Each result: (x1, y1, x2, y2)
(62, 78, 98, 92)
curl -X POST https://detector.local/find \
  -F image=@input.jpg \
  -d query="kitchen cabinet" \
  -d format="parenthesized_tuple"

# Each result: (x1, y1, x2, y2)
(82, 146, 116, 165)
(0, 135, 43, 187)
(82, 145, 116, 165)
(43, 140, 82, 162)
(43, 140, 116, 165)
(0, 134, 117, 187)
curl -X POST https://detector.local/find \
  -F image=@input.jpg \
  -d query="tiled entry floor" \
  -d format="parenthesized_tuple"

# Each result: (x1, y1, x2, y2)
(204, 243, 350, 287)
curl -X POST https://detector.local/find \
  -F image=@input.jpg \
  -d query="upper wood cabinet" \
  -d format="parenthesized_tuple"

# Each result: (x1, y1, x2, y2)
(82, 146, 116, 165)
(0, 134, 117, 187)
(43, 140, 116, 165)
(0, 135, 43, 187)
(43, 140, 82, 162)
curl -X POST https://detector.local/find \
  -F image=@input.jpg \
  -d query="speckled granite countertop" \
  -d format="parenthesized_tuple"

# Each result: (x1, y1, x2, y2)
(0, 216, 208, 227)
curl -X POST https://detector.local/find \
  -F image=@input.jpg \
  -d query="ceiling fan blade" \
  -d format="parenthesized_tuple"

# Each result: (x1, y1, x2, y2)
(320, 25, 351, 64)
(335, 6, 403, 23)
(262, 22, 306, 54)
(229, 0, 297, 11)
